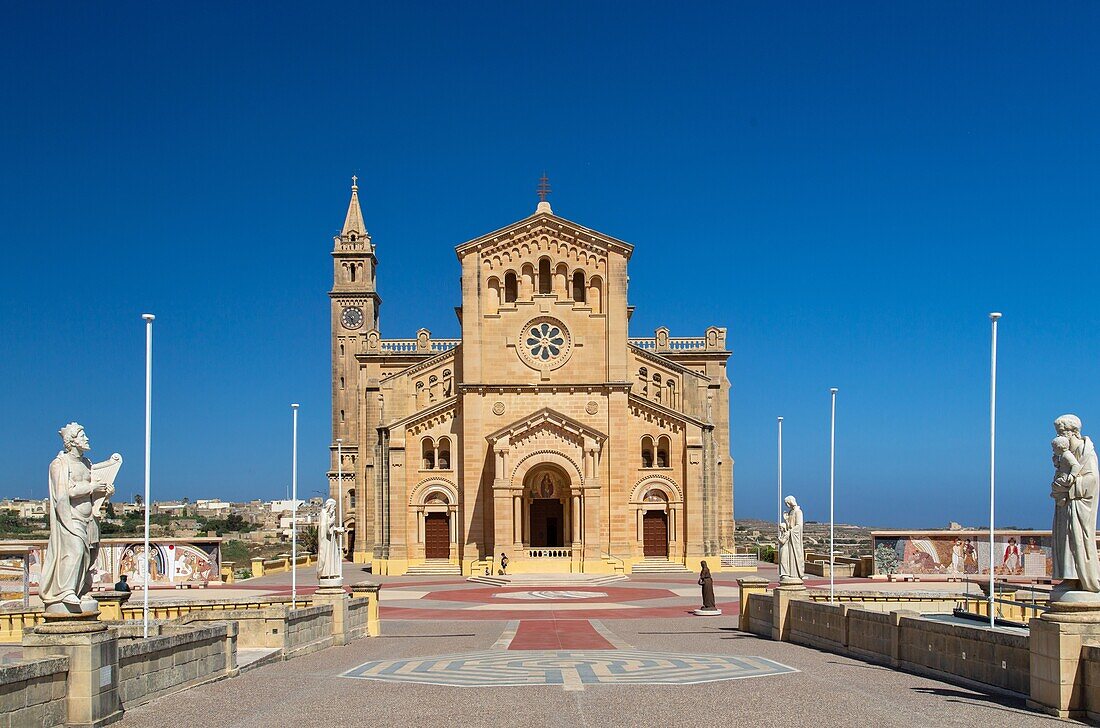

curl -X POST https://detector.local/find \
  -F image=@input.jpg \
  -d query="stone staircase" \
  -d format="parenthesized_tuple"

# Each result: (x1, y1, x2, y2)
(405, 559, 462, 576)
(629, 558, 693, 574)
(467, 572, 627, 587)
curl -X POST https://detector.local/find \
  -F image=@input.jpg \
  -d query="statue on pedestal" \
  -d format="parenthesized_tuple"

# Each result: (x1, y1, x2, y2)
(1050, 415, 1100, 601)
(778, 495, 805, 585)
(40, 423, 122, 615)
(317, 498, 345, 587)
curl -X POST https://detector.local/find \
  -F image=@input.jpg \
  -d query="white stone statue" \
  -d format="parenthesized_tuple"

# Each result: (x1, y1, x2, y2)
(778, 495, 805, 585)
(316, 498, 345, 585)
(1050, 414, 1100, 600)
(40, 423, 121, 614)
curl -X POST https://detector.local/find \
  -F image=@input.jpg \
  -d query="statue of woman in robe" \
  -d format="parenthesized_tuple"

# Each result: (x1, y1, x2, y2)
(1051, 415, 1100, 598)
(316, 498, 345, 582)
(698, 561, 716, 610)
(778, 495, 805, 585)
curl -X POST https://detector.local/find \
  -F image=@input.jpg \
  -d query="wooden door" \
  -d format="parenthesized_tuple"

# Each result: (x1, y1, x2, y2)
(424, 513, 450, 559)
(643, 511, 668, 557)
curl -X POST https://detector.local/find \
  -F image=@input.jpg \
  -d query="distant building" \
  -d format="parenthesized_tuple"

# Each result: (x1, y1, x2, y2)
(0, 499, 48, 519)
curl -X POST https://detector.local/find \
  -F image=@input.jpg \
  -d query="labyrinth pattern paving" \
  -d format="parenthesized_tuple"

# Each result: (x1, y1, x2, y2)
(493, 590, 608, 600)
(341, 650, 797, 688)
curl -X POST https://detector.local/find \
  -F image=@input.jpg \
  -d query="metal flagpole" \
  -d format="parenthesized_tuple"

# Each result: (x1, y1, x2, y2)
(291, 404, 299, 609)
(829, 388, 838, 604)
(141, 313, 155, 638)
(777, 417, 784, 539)
(989, 313, 1002, 628)
(336, 438, 344, 557)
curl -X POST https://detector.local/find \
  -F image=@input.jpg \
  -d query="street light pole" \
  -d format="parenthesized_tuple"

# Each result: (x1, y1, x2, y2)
(336, 438, 344, 557)
(829, 387, 838, 604)
(291, 403, 299, 609)
(989, 312, 1002, 628)
(777, 417, 784, 540)
(141, 313, 154, 638)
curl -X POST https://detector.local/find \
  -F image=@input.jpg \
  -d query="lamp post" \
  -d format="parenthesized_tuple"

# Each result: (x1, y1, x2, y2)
(777, 417, 784, 540)
(141, 313, 154, 638)
(336, 438, 343, 557)
(829, 387, 838, 604)
(291, 403, 299, 609)
(989, 312, 1002, 628)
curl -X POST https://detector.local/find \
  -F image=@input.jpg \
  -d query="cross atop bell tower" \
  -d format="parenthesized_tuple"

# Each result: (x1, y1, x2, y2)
(536, 172, 552, 214)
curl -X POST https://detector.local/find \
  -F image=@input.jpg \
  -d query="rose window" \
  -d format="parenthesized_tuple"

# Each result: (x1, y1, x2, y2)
(526, 322, 565, 361)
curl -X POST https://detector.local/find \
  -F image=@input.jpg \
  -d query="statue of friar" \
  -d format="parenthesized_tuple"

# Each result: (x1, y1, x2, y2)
(316, 497, 345, 585)
(40, 423, 121, 614)
(1050, 414, 1100, 600)
(778, 495, 805, 585)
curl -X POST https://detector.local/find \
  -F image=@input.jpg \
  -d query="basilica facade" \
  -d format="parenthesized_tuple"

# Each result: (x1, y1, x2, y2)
(329, 181, 734, 575)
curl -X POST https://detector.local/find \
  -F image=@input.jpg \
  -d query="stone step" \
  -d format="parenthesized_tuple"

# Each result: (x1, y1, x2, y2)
(405, 560, 462, 576)
(630, 559, 693, 574)
(466, 573, 628, 587)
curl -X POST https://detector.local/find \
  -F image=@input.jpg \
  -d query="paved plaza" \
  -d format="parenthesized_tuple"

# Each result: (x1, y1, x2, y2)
(104, 565, 1064, 727)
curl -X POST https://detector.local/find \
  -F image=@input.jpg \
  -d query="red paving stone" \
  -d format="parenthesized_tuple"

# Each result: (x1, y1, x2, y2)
(425, 585, 675, 603)
(508, 620, 615, 650)
(379, 601, 739, 621)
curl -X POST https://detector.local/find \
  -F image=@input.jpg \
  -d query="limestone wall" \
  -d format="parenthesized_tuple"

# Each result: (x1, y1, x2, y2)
(117, 623, 230, 707)
(846, 609, 900, 665)
(284, 604, 334, 657)
(789, 600, 847, 652)
(897, 615, 1028, 694)
(178, 602, 332, 657)
(345, 596, 371, 640)
(0, 656, 67, 727)
(745, 593, 773, 637)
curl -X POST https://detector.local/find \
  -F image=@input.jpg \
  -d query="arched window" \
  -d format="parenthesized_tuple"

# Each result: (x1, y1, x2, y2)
(415, 381, 425, 406)
(504, 271, 518, 303)
(486, 277, 501, 315)
(520, 263, 535, 298)
(421, 438, 435, 470)
(554, 263, 568, 296)
(641, 436, 654, 468)
(588, 275, 603, 313)
(339, 410, 345, 424)
(538, 258, 551, 294)
(349, 491, 355, 509)
(340, 377, 345, 390)
(428, 375, 438, 402)
(437, 437, 451, 470)
(339, 344, 344, 356)
(653, 373, 662, 403)
(656, 436, 671, 468)
(442, 369, 453, 397)
(667, 379, 676, 408)
(350, 264, 357, 283)
(572, 270, 586, 302)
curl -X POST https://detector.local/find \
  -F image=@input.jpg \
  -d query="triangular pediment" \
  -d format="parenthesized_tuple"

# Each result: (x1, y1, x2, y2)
(486, 407, 606, 446)
(455, 209, 633, 261)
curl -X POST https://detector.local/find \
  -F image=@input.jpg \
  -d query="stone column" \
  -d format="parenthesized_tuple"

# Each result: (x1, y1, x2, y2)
(351, 581, 382, 637)
(91, 591, 131, 622)
(771, 584, 807, 642)
(513, 495, 523, 550)
(571, 493, 581, 544)
(22, 621, 122, 727)
(736, 577, 769, 632)
(220, 561, 236, 584)
(1028, 604, 1100, 718)
(250, 557, 265, 578)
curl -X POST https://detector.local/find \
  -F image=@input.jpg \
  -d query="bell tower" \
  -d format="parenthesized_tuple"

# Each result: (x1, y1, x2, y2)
(329, 176, 380, 554)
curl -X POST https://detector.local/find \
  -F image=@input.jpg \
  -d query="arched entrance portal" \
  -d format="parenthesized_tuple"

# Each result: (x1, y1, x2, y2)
(643, 511, 669, 557)
(424, 512, 450, 559)
(524, 466, 570, 551)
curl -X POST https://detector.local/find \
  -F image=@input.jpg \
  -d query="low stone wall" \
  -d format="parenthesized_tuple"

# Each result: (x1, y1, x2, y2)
(346, 596, 372, 640)
(0, 656, 68, 727)
(745, 593, 773, 638)
(178, 602, 332, 658)
(897, 614, 1029, 695)
(0, 607, 43, 643)
(846, 608, 902, 665)
(1080, 644, 1100, 722)
(789, 600, 847, 652)
(284, 604, 333, 657)
(117, 622, 233, 707)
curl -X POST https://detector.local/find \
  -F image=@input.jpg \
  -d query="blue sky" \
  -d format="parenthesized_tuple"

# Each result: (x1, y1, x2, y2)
(1, 3, 1098, 528)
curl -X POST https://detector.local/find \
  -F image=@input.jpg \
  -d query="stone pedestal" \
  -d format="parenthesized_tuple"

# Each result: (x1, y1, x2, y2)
(737, 576, 769, 632)
(250, 557, 265, 578)
(220, 561, 236, 584)
(92, 591, 131, 621)
(772, 583, 807, 642)
(312, 586, 349, 645)
(693, 608, 722, 616)
(22, 620, 121, 727)
(350, 581, 381, 637)
(1028, 603, 1100, 719)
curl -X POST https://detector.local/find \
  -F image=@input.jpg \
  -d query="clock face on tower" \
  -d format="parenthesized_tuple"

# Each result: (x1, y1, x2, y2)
(341, 306, 364, 330)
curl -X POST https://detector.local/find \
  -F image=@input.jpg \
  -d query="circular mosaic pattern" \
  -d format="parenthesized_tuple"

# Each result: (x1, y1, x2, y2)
(585, 401, 599, 415)
(342, 649, 798, 688)
(518, 316, 572, 371)
(492, 401, 506, 416)
(493, 591, 607, 600)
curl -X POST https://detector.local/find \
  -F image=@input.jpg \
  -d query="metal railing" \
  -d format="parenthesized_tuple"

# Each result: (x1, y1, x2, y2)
(629, 337, 707, 351)
(955, 578, 1050, 627)
(720, 553, 758, 568)
(526, 548, 572, 559)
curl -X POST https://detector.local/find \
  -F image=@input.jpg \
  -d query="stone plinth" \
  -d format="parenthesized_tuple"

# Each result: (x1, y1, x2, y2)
(1029, 602, 1100, 718)
(23, 623, 122, 727)
(737, 577, 769, 632)
(250, 557, 265, 578)
(772, 583, 807, 642)
(350, 581, 381, 637)
(693, 608, 722, 616)
(312, 586, 349, 645)
(92, 592, 131, 621)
